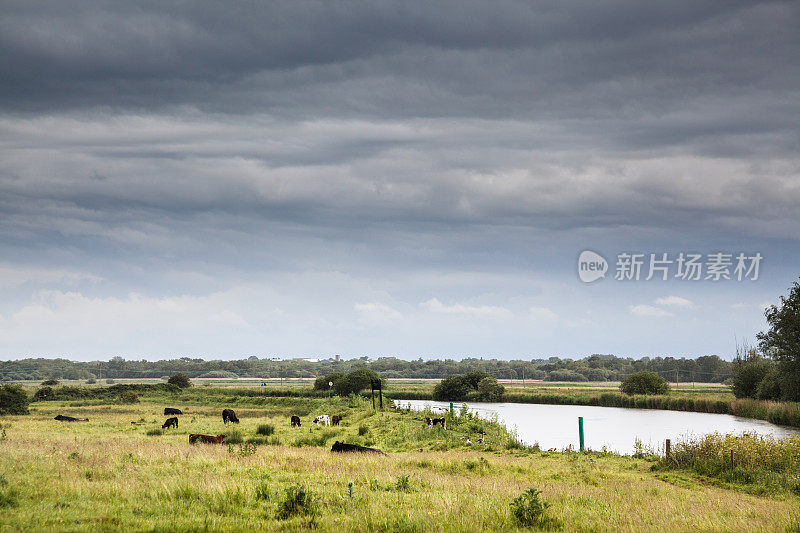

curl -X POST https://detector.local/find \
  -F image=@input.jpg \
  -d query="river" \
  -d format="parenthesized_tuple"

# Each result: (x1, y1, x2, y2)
(395, 399, 800, 454)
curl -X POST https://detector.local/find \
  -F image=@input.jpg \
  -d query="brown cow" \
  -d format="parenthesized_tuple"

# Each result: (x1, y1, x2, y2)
(331, 415, 342, 426)
(189, 434, 226, 444)
(162, 417, 178, 429)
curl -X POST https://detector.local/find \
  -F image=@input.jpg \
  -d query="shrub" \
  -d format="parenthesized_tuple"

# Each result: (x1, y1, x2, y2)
(276, 484, 318, 520)
(358, 424, 369, 436)
(548, 369, 588, 382)
(314, 372, 345, 391)
(433, 375, 473, 401)
(0, 384, 29, 415)
(33, 386, 54, 402)
(105, 379, 115, 384)
(41, 379, 59, 386)
(477, 377, 504, 401)
(333, 369, 381, 397)
(620, 371, 669, 395)
(256, 424, 275, 436)
(167, 373, 192, 388)
(86, 378, 97, 385)
(225, 429, 243, 444)
(395, 474, 412, 492)
(198, 370, 239, 379)
(510, 487, 551, 528)
(146, 428, 163, 436)
(119, 392, 139, 404)
(731, 352, 773, 399)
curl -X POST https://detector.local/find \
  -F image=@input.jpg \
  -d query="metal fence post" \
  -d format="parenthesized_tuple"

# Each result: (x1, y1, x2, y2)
(578, 417, 585, 452)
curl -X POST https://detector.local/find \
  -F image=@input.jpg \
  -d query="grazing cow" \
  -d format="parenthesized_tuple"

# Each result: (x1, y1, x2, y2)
(331, 415, 342, 426)
(425, 417, 446, 430)
(189, 434, 226, 444)
(313, 415, 330, 427)
(162, 417, 178, 429)
(54, 415, 88, 422)
(222, 409, 239, 424)
(164, 408, 182, 416)
(330, 441, 387, 455)
(290, 415, 301, 427)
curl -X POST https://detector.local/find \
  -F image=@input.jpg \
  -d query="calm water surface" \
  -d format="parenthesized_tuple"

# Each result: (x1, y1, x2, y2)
(396, 399, 800, 454)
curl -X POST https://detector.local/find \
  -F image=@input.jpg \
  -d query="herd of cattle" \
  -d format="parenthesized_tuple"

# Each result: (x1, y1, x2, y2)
(53, 407, 387, 454)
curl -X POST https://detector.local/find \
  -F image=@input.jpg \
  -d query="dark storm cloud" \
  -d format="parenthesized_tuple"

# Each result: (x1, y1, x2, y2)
(1, 2, 796, 131)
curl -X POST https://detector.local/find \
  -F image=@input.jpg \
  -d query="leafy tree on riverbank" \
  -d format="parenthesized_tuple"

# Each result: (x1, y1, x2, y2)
(619, 371, 669, 395)
(757, 278, 800, 401)
(0, 384, 29, 415)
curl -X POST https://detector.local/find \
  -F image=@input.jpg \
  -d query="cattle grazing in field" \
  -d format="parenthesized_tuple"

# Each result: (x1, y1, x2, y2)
(162, 417, 178, 429)
(189, 434, 226, 444)
(222, 409, 239, 424)
(164, 408, 182, 416)
(54, 415, 88, 422)
(330, 441, 387, 455)
(331, 415, 342, 426)
(313, 415, 330, 427)
(291, 415, 301, 427)
(425, 417, 446, 430)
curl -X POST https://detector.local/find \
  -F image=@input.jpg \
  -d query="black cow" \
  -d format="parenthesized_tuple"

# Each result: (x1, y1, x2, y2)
(222, 408, 239, 424)
(331, 441, 387, 455)
(54, 415, 88, 422)
(164, 408, 182, 416)
(162, 417, 178, 429)
(331, 415, 342, 426)
(291, 415, 301, 427)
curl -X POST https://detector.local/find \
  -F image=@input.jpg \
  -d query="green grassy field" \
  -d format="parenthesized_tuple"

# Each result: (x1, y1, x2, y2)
(1, 389, 799, 532)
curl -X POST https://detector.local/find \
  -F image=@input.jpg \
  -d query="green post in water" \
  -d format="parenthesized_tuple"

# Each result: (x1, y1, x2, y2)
(578, 416, 585, 452)
(450, 402, 454, 415)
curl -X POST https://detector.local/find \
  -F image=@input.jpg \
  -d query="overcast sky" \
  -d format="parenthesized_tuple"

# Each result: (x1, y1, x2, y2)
(1, 1, 798, 361)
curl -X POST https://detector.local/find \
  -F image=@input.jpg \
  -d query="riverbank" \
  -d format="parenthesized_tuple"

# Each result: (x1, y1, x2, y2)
(2, 393, 797, 531)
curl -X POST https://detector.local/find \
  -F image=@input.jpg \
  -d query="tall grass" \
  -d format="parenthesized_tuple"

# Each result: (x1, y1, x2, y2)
(656, 432, 800, 495)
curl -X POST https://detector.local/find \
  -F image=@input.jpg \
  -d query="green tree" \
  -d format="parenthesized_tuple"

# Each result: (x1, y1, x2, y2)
(619, 371, 669, 395)
(0, 384, 29, 415)
(314, 372, 344, 391)
(167, 373, 192, 388)
(333, 369, 380, 396)
(432, 375, 473, 401)
(476, 376, 504, 401)
(731, 350, 773, 399)
(757, 279, 800, 401)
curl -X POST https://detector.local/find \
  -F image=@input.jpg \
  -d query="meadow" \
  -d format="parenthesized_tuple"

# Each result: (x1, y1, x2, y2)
(1, 387, 799, 532)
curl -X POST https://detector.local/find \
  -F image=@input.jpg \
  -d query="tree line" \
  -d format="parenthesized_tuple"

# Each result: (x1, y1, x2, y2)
(0, 353, 732, 383)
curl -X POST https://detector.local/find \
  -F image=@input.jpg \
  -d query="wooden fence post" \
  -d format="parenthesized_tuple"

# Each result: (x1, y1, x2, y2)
(665, 439, 671, 460)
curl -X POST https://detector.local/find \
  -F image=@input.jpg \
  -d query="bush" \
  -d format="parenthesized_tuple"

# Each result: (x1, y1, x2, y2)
(33, 386, 54, 402)
(86, 378, 97, 385)
(119, 392, 139, 404)
(620, 371, 669, 395)
(225, 429, 243, 444)
(358, 424, 369, 436)
(314, 372, 345, 391)
(333, 369, 381, 397)
(477, 377, 505, 401)
(510, 487, 552, 528)
(167, 373, 192, 388)
(197, 370, 238, 379)
(276, 484, 318, 520)
(146, 428, 163, 436)
(433, 375, 473, 401)
(548, 369, 588, 382)
(731, 352, 773, 399)
(41, 379, 59, 386)
(256, 424, 275, 436)
(0, 385, 29, 415)
(105, 379, 115, 384)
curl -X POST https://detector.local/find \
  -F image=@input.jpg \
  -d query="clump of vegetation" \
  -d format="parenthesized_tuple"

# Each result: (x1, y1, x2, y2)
(433, 371, 496, 401)
(477, 376, 505, 401)
(231, 442, 256, 457)
(225, 429, 243, 444)
(620, 371, 669, 395)
(333, 368, 382, 396)
(276, 484, 318, 520)
(256, 423, 275, 436)
(757, 278, 800, 401)
(655, 432, 800, 494)
(105, 379, 115, 384)
(358, 424, 369, 436)
(0, 384, 29, 415)
(119, 392, 139, 404)
(0, 476, 18, 508)
(41, 379, 59, 386)
(395, 474, 412, 492)
(146, 428, 163, 436)
(167, 373, 192, 388)
(313, 372, 345, 391)
(86, 378, 97, 384)
(510, 487, 557, 528)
